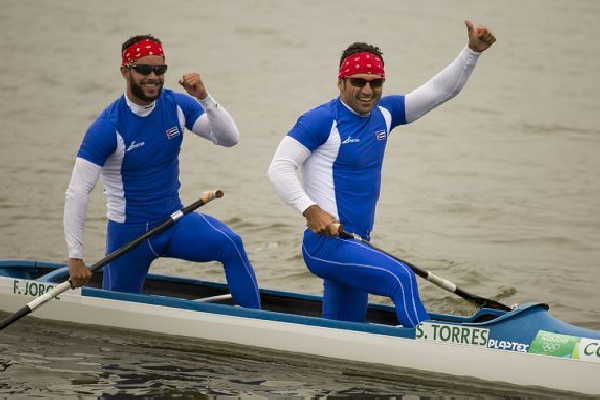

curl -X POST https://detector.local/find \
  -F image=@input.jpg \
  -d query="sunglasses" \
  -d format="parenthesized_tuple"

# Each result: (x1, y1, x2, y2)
(128, 64, 168, 76)
(347, 77, 385, 89)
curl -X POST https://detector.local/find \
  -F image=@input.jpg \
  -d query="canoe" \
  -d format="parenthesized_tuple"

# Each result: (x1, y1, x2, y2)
(0, 259, 599, 395)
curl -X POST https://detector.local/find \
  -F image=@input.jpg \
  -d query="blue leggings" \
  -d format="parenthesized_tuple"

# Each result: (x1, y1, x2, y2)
(302, 230, 429, 327)
(102, 212, 261, 309)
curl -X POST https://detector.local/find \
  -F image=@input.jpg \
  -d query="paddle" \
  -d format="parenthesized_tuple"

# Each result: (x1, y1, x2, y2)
(0, 190, 224, 330)
(331, 224, 512, 312)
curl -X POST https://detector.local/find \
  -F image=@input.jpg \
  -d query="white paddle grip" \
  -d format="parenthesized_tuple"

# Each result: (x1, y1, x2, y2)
(26, 281, 72, 310)
(427, 272, 457, 292)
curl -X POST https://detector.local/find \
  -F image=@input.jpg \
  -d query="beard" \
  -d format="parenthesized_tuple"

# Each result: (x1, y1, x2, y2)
(130, 80, 163, 102)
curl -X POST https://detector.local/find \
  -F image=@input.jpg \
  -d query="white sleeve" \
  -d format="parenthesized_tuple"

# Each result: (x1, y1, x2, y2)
(64, 157, 101, 259)
(405, 46, 480, 123)
(190, 94, 240, 147)
(267, 136, 316, 214)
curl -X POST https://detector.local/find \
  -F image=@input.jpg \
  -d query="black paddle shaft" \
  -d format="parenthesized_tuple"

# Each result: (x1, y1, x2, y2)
(89, 191, 223, 273)
(337, 228, 511, 312)
(0, 190, 223, 331)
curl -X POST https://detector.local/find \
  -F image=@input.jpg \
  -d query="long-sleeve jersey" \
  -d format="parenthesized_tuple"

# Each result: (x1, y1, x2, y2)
(268, 46, 480, 240)
(64, 89, 239, 258)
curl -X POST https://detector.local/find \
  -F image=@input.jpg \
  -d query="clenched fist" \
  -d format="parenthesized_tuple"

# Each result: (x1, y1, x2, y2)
(179, 73, 208, 100)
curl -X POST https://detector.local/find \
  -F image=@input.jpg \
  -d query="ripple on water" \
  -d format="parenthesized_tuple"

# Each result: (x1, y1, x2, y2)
(0, 315, 594, 399)
(521, 123, 600, 141)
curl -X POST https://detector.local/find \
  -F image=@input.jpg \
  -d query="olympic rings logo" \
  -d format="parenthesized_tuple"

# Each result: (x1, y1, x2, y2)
(542, 335, 569, 344)
(542, 342, 561, 352)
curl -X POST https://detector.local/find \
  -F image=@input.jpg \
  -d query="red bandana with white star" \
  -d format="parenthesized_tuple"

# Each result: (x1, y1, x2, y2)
(122, 39, 164, 66)
(338, 52, 385, 79)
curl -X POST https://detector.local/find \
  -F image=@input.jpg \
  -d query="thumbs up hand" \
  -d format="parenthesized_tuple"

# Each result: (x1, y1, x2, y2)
(465, 20, 496, 52)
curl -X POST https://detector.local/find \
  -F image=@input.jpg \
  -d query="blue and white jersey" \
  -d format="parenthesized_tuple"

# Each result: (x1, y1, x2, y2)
(288, 97, 406, 239)
(269, 46, 481, 240)
(78, 89, 204, 223)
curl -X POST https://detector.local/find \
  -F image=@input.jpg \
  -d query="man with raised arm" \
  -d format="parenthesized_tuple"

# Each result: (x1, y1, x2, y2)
(268, 21, 495, 326)
(64, 35, 260, 309)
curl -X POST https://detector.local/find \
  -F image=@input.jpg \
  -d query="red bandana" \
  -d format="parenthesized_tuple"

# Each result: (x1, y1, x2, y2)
(121, 39, 164, 66)
(338, 52, 385, 79)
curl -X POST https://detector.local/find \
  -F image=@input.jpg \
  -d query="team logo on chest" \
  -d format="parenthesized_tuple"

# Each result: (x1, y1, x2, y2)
(375, 130, 387, 141)
(165, 126, 181, 139)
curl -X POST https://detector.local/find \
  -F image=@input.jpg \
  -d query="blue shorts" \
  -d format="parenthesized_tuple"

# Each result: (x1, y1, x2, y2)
(102, 212, 261, 309)
(302, 230, 429, 327)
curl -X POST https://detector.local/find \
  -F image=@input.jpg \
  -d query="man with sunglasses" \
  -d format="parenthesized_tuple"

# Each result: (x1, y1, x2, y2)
(64, 35, 260, 309)
(268, 21, 495, 326)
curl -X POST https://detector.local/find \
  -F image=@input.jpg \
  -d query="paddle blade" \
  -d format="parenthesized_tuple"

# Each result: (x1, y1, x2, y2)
(0, 306, 32, 330)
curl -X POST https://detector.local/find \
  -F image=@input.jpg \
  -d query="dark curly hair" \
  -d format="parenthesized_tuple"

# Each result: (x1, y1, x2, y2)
(339, 42, 384, 66)
(121, 35, 162, 52)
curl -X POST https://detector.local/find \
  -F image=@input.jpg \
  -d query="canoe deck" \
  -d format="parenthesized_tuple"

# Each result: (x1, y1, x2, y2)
(0, 259, 505, 326)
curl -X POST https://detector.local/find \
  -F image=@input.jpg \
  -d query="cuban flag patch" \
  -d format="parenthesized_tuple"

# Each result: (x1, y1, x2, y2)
(165, 126, 181, 139)
(375, 130, 386, 140)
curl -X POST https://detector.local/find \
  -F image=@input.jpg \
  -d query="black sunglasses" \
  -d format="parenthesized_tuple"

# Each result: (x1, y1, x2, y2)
(347, 77, 385, 89)
(128, 64, 168, 76)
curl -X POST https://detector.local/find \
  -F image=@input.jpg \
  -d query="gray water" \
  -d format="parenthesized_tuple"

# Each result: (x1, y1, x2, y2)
(1, 0, 599, 398)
